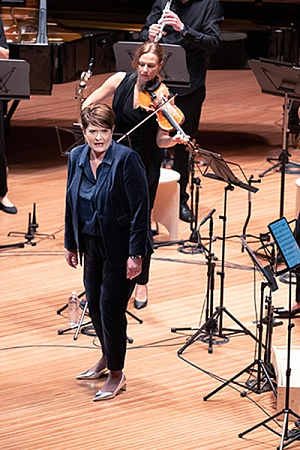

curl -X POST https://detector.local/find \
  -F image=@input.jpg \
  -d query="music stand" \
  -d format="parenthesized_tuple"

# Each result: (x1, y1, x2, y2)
(56, 124, 85, 156)
(239, 217, 300, 449)
(203, 148, 259, 332)
(173, 149, 260, 353)
(113, 41, 190, 89)
(0, 59, 30, 125)
(204, 237, 278, 400)
(56, 124, 132, 156)
(248, 58, 300, 218)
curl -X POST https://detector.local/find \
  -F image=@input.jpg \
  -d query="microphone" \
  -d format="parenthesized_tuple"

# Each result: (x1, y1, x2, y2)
(199, 208, 216, 227)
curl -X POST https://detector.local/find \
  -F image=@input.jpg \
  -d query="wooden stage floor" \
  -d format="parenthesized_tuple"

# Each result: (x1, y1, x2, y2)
(1, 70, 300, 449)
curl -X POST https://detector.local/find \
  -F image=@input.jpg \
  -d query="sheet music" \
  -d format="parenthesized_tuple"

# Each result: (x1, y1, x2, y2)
(268, 217, 300, 271)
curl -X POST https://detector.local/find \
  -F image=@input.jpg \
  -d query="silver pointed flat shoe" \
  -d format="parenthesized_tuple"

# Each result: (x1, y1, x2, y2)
(93, 374, 127, 401)
(76, 367, 107, 380)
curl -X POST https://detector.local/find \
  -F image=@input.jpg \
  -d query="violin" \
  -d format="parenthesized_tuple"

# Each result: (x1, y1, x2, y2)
(138, 81, 200, 153)
(138, 81, 184, 132)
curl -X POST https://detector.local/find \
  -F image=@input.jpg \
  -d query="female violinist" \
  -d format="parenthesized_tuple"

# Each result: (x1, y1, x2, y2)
(83, 41, 186, 311)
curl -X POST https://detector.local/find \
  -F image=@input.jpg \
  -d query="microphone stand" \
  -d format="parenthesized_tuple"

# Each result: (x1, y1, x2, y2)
(57, 291, 143, 342)
(178, 152, 212, 255)
(7, 203, 55, 244)
(172, 211, 219, 354)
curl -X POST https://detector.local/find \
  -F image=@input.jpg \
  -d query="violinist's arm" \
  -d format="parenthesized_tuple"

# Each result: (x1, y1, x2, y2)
(0, 46, 9, 59)
(156, 128, 188, 148)
(82, 72, 126, 108)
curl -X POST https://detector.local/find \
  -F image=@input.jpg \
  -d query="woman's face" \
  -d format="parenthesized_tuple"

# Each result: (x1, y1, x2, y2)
(83, 123, 113, 157)
(136, 52, 162, 84)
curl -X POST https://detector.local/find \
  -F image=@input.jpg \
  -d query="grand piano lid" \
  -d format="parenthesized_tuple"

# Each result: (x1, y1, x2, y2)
(2, 6, 83, 44)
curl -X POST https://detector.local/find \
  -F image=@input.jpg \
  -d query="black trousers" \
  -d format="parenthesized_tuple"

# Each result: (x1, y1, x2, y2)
(83, 234, 136, 371)
(172, 85, 206, 204)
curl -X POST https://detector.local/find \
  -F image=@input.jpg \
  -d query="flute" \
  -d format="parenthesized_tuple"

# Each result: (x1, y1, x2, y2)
(154, 0, 173, 43)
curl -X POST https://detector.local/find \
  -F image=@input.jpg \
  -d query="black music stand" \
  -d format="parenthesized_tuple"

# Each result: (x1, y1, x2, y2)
(172, 149, 260, 352)
(239, 217, 300, 449)
(0, 59, 30, 125)
(113, 41, 190, 89)
(203, 237, 278, 401)
(248, 58, 300, 218)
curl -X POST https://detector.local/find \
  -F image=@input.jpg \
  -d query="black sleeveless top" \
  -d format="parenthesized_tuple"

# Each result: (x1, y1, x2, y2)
(113, 73, 162, 208)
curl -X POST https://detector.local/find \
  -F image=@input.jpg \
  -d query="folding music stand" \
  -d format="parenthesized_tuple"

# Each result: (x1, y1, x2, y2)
(203, 237, 278, 400)
(0, 59, 30, 125)
(248, 58, 300, 218)
(56, 124, 85, 156)
(239, 217, 300, 449)
(56, 124, 132, 156)
(113, 41, 190, 89)
(173, 149, 260, 353)
(0, 56, 29, 250)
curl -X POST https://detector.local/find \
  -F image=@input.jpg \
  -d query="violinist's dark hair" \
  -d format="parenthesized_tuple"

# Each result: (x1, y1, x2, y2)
(132, 41, 163, 69)
(81, 103, 115, 130)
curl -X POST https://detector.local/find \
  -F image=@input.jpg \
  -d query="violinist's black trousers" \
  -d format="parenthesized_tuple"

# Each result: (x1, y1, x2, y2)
(172, 85, 206, 204)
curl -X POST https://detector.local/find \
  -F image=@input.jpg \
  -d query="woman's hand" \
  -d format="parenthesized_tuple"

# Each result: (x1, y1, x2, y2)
(65, 249, 78, 268)
(126, 256, 142, 280)
(156, 128, 189, 148)
(172, 131, 190, 145)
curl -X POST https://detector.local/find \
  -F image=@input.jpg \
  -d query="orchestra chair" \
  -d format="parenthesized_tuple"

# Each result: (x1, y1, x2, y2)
(152, 168, 180, 240)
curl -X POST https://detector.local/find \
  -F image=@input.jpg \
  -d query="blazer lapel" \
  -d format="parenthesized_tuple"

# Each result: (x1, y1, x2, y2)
(93, 141, 115, 205)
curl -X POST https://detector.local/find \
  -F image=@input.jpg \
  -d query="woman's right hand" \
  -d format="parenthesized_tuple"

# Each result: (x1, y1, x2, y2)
(65, 249, 78, 268)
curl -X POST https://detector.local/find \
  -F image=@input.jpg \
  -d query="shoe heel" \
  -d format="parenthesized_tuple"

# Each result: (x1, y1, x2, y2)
(121, 384, 127, 392)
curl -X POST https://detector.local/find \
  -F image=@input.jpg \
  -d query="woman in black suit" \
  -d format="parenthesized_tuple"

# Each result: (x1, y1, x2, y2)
(65, 103, 152, 400)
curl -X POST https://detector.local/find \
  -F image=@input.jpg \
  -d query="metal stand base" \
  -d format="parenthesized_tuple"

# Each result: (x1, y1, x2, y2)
(173, 305, 260, 356)
(238, 271, 300, 449)
(238, 409, 300, 449)
(57, 292, 143, 342)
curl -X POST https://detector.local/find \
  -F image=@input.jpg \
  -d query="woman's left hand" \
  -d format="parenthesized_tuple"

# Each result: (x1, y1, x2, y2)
(65, 249, 78, 268)
(126, 257, 142, 280)
(172, 131, 190, 145)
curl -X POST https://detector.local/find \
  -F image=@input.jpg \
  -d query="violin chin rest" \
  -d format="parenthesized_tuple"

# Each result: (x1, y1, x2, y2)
(145, 78, 161, 92)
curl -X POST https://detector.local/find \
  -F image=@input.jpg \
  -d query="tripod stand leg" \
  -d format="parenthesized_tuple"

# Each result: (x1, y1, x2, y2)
(74, 299, 89, 340)
(203, 361, 259, 401)
(57, 303, 68, 315)
(176, 309, 227, 355)
(259, 160, 282, 178)
(177, 328, 203, 355)
(221, 307, 261, 344)
(126, 309, 143, 324)
(239, 359, 277, 397)
(57, 320, 92, 335)
(238, 409, 284, 438)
